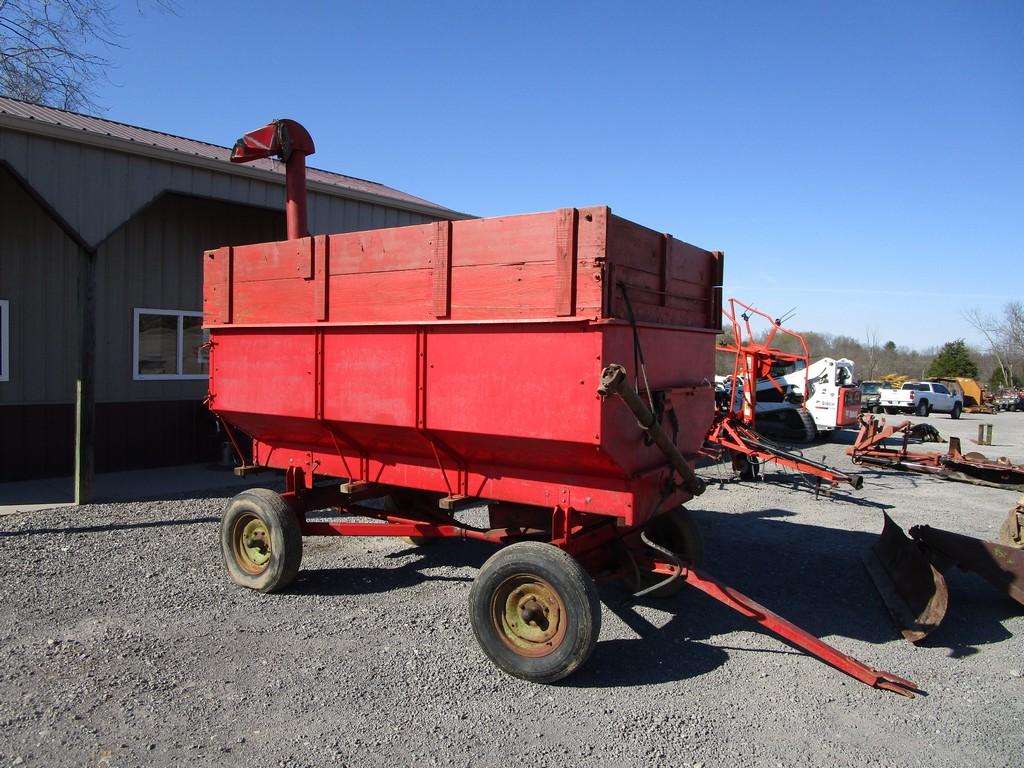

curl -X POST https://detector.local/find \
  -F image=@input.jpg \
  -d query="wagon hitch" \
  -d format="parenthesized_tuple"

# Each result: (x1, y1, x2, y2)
(865, 512, 1024, 643)
(599, 364, 705, 496)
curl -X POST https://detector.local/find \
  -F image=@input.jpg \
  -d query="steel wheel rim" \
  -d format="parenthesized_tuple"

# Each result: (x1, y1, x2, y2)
(491, 575, 567, 658)
(232, 514, 272, 574)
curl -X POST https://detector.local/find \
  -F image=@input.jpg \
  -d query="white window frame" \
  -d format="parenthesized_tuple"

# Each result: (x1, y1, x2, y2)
(132, 307, 208, 381)
(0, 299, 8, 383)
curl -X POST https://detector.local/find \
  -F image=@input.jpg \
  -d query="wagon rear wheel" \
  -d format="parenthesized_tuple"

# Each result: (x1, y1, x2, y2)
(220, 488, 303, 593)
(470, 542, 600, 683)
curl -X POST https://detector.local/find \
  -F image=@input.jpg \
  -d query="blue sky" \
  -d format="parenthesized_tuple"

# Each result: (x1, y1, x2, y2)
(96, 1, 1022, 349)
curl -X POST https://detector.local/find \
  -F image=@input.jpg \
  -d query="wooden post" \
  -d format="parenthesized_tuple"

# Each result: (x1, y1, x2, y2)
(74, 247, 96, 504)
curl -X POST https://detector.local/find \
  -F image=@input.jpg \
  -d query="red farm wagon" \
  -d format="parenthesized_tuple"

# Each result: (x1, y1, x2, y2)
(205, 121, 915, 693)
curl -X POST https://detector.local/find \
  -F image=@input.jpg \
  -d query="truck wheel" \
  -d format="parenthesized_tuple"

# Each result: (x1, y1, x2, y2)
(950, 402, 962, 420)
(220, 488, 303, 593)
(470, 541, 600, 683)
(916, 400, 929, 417)
(884, 407, 897, 415)
(872, 405, 884, 414)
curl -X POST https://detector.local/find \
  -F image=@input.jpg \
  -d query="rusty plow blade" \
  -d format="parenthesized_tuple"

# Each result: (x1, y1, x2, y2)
(911, 525, 1024, 607)
(865, 513, 1024, 644)
(864, 512, 948, 643)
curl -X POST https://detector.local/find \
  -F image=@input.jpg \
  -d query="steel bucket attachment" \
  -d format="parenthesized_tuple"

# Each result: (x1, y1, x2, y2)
(866, 512, 1024, 643)
(863, 512, 948, 643)
(999, 497, 1024, 549)
(911, 525, 1024, 607)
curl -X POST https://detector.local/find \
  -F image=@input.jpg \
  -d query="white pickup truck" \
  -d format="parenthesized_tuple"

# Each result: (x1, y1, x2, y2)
(879, 381, 963, 419)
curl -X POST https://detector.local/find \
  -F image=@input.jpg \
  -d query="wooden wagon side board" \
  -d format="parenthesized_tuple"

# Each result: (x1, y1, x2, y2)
(203, 206, 723, 331)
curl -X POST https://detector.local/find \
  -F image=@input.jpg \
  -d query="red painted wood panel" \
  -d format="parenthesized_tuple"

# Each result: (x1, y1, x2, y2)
(203, 206, 720, 332)
(233, 239, 312, 282)
(203, 247, 232, 324)
(451, 211, 565, 267)
(327, 269, 434, 322)
(327, 223, 436, 275)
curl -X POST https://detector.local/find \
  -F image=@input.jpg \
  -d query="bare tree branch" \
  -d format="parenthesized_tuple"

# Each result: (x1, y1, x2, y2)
(0, 0, 176, 110)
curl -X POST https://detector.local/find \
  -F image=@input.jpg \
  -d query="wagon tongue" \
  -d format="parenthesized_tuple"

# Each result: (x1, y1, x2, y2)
(863, 512, 949, 643)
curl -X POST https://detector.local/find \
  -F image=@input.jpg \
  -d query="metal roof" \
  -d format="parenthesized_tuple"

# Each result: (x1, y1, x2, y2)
(0, 96, 462, 217)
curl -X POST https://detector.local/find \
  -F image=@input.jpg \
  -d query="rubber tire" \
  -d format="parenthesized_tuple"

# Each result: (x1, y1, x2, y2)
(950, 402, 962, 420)
(916, 400, 929, 417)
(470, 542, 600, 683)
(884, 407, 898, 415)
(628, 508, 704, 598)
(220, 488, 303, 593)
(732, 452, 760, 481)
(872, 405, 884, 414)
(646, 508, 704, 567)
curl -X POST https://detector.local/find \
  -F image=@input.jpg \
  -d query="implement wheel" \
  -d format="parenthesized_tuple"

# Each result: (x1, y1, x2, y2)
(220, 488, 303, 593)
(732, 452, 760, 481)
(470, 542, 600, 683)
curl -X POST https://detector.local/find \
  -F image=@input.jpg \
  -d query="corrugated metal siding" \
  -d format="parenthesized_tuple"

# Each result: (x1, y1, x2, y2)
(96, 194, 285, 403)
(0, 128, 436, 250)
(0, 167, 81, 405)
(0, 129, 290, 247)
(95, 192, 430, 404)
(0, 97, 459, 214)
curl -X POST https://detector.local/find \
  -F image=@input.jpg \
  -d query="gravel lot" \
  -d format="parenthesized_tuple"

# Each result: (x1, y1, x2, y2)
(1, 411, 1021, 768)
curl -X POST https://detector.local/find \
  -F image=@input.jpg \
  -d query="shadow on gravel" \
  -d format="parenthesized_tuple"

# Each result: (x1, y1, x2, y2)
(571, 625, 730, 688)
(0, 515, 219, 537)
(573, 507, 1020, 688)
(291, 539, 493, 597)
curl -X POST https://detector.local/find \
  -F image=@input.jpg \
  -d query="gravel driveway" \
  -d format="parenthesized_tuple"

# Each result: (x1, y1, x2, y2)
(1, 412, 1021, 767)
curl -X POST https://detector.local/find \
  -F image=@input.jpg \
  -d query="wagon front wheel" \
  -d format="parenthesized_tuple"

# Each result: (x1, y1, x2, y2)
(470, 542, 600, 683)
(220, 488, 303, 593)
(624, 507, 703, 598)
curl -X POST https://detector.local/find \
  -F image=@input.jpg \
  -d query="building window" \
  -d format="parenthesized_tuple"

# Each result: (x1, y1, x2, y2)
(0, 299, 8, 382)
(133, 308, 208, 380)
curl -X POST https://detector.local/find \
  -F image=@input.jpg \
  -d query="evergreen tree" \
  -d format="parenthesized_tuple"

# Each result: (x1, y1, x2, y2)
(927, 339, 979, 379)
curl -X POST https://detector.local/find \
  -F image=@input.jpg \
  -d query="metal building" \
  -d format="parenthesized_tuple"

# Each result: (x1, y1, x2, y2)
(0, 97, 467, 496)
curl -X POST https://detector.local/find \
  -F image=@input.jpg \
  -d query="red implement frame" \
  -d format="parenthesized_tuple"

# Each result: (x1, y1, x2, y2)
(849, 416, 1024, 490)
(718, 298, 809, 425)
(705, 299, 861, 489)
